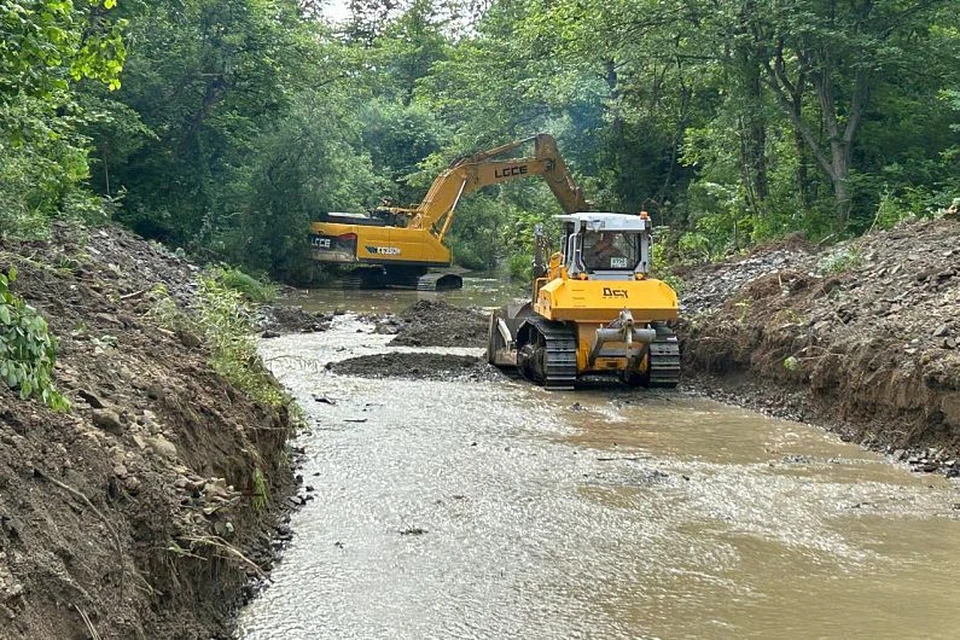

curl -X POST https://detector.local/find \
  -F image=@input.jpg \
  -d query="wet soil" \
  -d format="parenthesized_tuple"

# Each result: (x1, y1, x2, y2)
(0, 223, 295, 639)
(328, 352, 500, 383)
(678, 218, 960, 472)
(378, 300, 488, 348)
(259, 304, 332, 336)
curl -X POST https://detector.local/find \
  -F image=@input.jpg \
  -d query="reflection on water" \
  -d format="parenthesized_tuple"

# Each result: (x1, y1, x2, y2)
(237, 312, 960, 640)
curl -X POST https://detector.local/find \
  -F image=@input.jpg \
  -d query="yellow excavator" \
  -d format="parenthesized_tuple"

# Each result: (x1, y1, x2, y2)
(309, 134, 587, 290)
(488, 211, 680, 389)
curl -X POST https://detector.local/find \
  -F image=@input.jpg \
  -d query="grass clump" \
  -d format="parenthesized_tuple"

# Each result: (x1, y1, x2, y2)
(195, 276, 287, 408)
(210, 266, 276, 303)
(817, 246, 864, 275)
(252, 468, 269, 511)
(147, 276, 290, 409)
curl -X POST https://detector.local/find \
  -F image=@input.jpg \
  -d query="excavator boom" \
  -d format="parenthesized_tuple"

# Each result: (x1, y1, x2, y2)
(410, 134, 588, 235)
(309, 133, 587, 290)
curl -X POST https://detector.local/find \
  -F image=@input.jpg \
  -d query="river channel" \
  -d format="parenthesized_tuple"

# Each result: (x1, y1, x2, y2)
(237, 284, 960, 639)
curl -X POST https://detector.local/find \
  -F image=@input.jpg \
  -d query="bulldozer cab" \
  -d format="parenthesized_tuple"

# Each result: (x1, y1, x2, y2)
(560, 212, 652, 279)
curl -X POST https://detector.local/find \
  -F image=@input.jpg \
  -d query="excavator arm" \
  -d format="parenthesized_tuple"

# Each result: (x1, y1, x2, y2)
(409, 133, 588, 240)
(309, 133, 587, 290)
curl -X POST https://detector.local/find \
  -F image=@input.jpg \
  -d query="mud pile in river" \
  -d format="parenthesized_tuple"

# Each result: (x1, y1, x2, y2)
(679, 217, 960, 469)
(377, 300, 488, 348)
(328, 352, 498, 382)
(0, 224, 295, 639)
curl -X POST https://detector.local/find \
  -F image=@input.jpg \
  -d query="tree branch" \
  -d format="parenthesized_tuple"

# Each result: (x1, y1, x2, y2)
(843, 69, 870, 144)
(762, 60, 835, 179)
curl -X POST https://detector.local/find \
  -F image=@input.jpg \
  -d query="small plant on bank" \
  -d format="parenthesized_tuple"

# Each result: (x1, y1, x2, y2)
(195, 276, 288, 408)
(146, 275, 299, 422)
(252, 467, 269, 511)
(817, 246, 864, 275)
(211, 266, 277, 303)
(0, 268, 69, 410)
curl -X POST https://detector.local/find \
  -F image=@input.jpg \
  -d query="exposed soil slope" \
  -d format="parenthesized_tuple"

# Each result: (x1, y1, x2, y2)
(680, 218, 960, 470)
(0, 224, 294, 639)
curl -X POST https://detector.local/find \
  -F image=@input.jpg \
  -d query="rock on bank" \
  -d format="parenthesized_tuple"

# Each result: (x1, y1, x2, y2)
(0, 224, 295, 639)
(679, 218, 960, 466)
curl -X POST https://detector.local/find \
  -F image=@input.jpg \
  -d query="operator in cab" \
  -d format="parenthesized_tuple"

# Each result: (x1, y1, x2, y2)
(583, 231, 630, 271)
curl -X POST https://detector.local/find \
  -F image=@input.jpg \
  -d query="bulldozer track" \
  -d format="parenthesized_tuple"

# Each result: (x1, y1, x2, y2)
(648, 325, 680, 388)
(520, 320, 578, 390)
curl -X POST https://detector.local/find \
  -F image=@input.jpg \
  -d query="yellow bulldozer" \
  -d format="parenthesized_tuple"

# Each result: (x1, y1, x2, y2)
(487, 211, 680, 389)
(308, 133, 587, 290)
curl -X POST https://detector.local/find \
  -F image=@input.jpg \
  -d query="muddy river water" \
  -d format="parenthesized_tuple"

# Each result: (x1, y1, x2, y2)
(237, 285, 960, 639)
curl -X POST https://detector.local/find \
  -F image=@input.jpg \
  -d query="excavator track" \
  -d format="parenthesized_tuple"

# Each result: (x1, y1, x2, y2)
(647, 323, 680, 388)
(517, 319, 578, 390)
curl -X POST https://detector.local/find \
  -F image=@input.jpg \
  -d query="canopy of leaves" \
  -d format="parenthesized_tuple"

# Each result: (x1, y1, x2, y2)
(3, 0, 958, 278)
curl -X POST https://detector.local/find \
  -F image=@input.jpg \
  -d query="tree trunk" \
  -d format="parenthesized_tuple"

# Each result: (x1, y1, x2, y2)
(764, 45, 869, 230)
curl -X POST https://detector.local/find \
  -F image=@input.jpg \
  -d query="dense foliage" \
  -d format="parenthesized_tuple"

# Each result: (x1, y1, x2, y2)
(2, 0, 958, 278)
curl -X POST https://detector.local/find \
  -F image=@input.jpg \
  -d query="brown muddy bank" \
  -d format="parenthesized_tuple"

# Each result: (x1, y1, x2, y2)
(678, 217, 960, 473)
(0, 224, 298, 639)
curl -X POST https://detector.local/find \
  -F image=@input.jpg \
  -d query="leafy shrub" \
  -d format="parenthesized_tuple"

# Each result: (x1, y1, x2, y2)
(0, 268, 69, 410)
(211, 267, 276, 303)
(508, 253, 532, 281)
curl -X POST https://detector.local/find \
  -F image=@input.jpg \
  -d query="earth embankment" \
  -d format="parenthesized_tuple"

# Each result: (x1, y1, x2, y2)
(0, 224, 295, 639)
(679, 217, 960, 470)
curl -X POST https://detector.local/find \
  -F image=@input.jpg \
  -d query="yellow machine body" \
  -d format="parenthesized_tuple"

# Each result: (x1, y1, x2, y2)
(488, 211, 681, 389)
(309, 133, 587, 289)
(533, 272, 678, 375)
(307, 220, 451, 267)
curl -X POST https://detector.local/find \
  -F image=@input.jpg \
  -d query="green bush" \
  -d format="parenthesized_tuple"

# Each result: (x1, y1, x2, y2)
(508, 253, 532, 281)
(0, 268, 69, 410)
(211, 267, 277, 303)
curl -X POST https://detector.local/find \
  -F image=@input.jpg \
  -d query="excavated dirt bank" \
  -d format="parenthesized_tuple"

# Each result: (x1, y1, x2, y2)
(0, 224, 296, 639)
(679, 217, 960, 473)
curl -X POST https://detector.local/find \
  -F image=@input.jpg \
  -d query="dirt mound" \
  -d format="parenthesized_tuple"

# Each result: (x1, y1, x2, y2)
(385, 300, 488, 348)
(329, 352, 499, 382)
(677, 243, 817, 316)
(680, 218, 960, 471)
(260, 304, 331, 336)
(0, 223, 294, 639)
